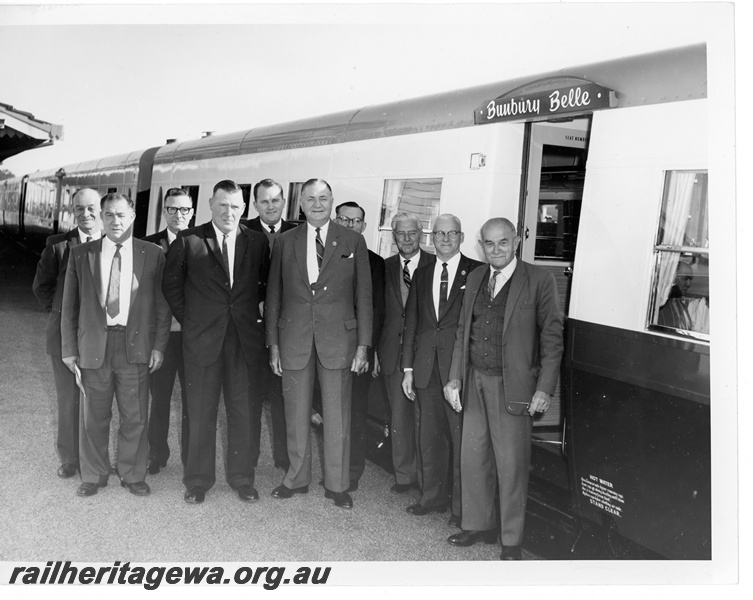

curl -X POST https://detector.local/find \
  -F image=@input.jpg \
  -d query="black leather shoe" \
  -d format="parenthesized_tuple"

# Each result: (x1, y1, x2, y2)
(347, 480, 359, 493)
(57, 463, 78, 479)
(271, 484, 308, 499)
(76, 482, 106, 497)
(147, 459, 166, 475)
(184, 486, 206, 504)
(121, 480, 151, 496)
(237, 484, 259, 503)
(448, 514, 462, 528)
(406, 503, 447, 516)
(324, 489, 353, 509)
(499, 545, 522, 560)
(448, 529, 497, 547)
(390, 482, 417, 494)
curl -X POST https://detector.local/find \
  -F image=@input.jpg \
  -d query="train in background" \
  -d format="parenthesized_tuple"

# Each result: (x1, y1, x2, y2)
(0, 44, 711, 559)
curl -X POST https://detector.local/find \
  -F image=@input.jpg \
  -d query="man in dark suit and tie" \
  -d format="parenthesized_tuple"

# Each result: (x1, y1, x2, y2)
(266, 178, 372, 509)
(142, 188, 194, 474)
(61, 193, 171, 497)
(401, 214, 482, 525)
(162, 180, 270, 505)
(33, 188, 102, 480)
(242, 178, 297, 472)
(444, 218, 563, 560)
(376, 211, 432, 495)
(334, 201, 385, 491)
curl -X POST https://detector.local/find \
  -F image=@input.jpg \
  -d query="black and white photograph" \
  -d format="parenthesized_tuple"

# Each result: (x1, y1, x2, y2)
(0, 0, 746, 596)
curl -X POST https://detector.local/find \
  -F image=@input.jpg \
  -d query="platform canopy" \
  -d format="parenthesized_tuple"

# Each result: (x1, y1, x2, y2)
(0, 101, 63, 164)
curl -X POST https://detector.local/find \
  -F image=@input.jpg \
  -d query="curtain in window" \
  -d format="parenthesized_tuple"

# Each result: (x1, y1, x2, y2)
(656, 172, 697, 309)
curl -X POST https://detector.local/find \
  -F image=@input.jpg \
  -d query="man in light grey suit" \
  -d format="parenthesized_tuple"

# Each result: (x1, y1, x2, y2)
(266, 178, 372, 510)
(444, 217, 563, 560)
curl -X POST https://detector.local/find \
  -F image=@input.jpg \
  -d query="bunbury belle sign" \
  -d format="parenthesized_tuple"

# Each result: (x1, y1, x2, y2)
(474, 76, 617, 124)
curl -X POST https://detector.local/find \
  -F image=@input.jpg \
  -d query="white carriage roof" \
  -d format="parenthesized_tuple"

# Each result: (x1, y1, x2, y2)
(0, 102, 64, 164)
(155, 44, 707, 165)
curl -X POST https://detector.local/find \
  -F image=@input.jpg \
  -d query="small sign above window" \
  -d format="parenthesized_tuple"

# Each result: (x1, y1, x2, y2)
(474, 77, 617, 124)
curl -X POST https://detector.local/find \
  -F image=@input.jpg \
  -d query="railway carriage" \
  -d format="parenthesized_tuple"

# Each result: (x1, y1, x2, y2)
(1, 44, 713, 559)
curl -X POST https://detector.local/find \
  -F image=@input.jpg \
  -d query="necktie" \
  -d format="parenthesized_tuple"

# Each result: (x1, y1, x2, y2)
(84, 236, 91, 244)
(222, 234, 230, 281)
(489, 269, 501, 299)
(106, 243, 122, 319)
(315, 227, 324, 269)
(403, 258, 411, 289)
(438, 262, 448, 318)
(269, 224, 275, 234)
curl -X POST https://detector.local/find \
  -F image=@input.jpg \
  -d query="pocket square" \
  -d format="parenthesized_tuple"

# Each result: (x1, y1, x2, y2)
(342, 253, 354, 259)
(460, 285, 466, 290)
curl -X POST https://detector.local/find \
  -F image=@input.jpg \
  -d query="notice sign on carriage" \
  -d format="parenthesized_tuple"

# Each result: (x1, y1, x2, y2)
(474, 77, 617, 124)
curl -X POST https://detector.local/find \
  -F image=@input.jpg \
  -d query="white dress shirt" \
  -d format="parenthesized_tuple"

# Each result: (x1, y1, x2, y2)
(166, 228, 177, 245)
(212, 222, 237, 287)
(490, 257, 518, 297)
(307, 220, 330, 286)
(101, 235, 133, 327)
(431, 252, 462, 320)
(261, 220, 282, 234)
(78, 228, 101, 245)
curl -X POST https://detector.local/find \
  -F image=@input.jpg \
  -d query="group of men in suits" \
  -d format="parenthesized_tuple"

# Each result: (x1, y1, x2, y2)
(34, 177, 563, 560)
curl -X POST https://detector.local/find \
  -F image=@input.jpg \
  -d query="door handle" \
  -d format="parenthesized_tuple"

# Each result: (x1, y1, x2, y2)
(524, 227, 530, 240)
(564, 266, 573, 278)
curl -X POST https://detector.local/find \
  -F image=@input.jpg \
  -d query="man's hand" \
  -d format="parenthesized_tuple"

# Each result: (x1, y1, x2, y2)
(443, 378, 463, 412)
(62, 356, 79, 373)
(269, 344, 283, 377)
(528, 390, 552, 416)
(149, 350, 164, 373)
(401, 370, 416, 401)
(351, 345, 369, 375)
(371, 351, 381, 378)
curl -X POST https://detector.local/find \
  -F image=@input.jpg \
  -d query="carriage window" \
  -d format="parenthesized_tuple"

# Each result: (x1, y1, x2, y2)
(648, 171, 709, 339)
(238, 184, 252, 217)
(287, 182, 304, 221)
(377, 178, 442, 257)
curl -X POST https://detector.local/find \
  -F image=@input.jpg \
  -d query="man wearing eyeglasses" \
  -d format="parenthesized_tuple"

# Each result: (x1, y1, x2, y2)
(333, 202, 385, 492)
(401, 214, 482, 526)
(142, 188, 194, 475)
(377, 211, 432, 496)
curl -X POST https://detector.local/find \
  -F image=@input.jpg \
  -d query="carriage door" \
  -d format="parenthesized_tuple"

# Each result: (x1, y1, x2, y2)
(520, 118, 590, 437)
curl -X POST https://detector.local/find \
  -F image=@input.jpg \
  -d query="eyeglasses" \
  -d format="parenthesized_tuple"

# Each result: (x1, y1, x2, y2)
(336, 215, 363, 226)
(394, 230, 419, 239)
(432, 230, 460, 240)
(165, 206, 193, 216)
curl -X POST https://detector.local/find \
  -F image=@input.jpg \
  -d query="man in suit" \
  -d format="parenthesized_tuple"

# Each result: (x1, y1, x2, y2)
(334, 201, 385, 491)
(376, 211, 432, 495)
(444, 217, 563, 560)
(33, 188, 102, 479)
(142, 188, 194, 474)
(162, 180, 270, 505)
(242, 178, 297, 472)
(401, 214, 482, 525)
(266, 178, 372, 510)
(61, 193, 171, 497)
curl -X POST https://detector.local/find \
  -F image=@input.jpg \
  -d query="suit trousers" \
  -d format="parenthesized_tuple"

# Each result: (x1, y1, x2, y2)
(461, 368, 532, 546)
(251, 359, 289, 470)
(384, 370, 420, 487)
(416, 357, 462, 516)
(50, 354, 80, 466)
(79, 330, 149, 485)
(282, 344, 352, 493)
(348, 369, 371, 483)
(183, 323, 256, 491)
(147, 331, 189, 467)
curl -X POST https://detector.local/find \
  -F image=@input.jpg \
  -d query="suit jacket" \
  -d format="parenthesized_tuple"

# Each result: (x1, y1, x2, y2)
(367, 249, 386, 363)
(33, 230, 82, 356)
(401, 254, 483, 389)
(243, 216, 297, 239)
(265, 220, 373, 371)
(162, 222, 270, 367)
(378, 249, 433, 377)
(61, 237, 172, 369)
(143, 229, 171, 254)
(448, 260, 564, 415)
